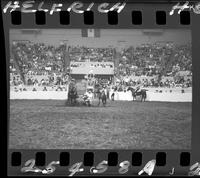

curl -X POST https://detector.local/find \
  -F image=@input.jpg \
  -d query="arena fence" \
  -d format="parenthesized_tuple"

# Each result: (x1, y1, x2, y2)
(109, 91, 192, 102)
(10, 90, 192, 102)
(10, 91, 69, 100)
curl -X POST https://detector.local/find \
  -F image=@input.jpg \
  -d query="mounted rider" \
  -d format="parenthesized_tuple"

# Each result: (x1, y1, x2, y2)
(97, 85, 107, 106)
(127, 83, 147, 102)
(67, 78, 78, 105)
(135, 85, 142, 93)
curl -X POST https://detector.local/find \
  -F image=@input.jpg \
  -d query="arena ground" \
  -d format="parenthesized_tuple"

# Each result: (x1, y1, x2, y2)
(9, 100, 191, 149)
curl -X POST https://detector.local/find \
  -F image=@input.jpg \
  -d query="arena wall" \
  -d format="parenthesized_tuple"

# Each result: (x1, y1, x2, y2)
(10, 29, 191, 48)
(70, 61, 114, 75)
(10, 91, 69, 100)
(10, 91, 192, 102)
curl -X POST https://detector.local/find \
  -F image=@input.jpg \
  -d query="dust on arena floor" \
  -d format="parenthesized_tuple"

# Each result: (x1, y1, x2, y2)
(9, 99, 191, 149)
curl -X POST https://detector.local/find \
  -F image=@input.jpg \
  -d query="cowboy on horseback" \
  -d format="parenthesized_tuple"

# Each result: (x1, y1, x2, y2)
(127, 85, 147, 102)
(67, 79, 78, 105)
(97, 86, 107, 106)
(135, 86, 142, 93)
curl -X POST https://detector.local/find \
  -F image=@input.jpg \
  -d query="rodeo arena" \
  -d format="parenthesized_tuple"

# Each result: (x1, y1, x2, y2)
(9, 29, 192, 149)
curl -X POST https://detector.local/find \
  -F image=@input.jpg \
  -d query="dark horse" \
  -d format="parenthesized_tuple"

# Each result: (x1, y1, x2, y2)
(127, 86, 147, 102)
(96, 88, 107, 106)
(67, 86, 78, 105)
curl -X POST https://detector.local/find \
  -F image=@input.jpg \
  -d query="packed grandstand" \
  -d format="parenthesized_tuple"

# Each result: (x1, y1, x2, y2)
(10, 41, 192, 93)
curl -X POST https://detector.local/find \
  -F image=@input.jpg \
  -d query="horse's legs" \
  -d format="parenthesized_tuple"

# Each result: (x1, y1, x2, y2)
(103, 97, 107, 106)
(98, 97, 100, 106)
(111, 93, 114, 101)
(142, 94, 144, 102)
(102, 99, 105, 106)
(73, 97, 76, 105)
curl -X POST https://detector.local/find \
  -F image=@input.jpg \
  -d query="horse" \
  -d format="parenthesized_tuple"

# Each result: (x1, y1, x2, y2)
(67, 86, 78, 105)
(97, 89, 107, 106)
(127, 86, 147, 102)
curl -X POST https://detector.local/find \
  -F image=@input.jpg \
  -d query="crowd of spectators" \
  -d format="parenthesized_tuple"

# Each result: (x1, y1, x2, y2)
(11, 42, 66, 75)
(113, 42, 192, 91)
(10, 41, 192, 92)
(10, 72, 70, 91)
(112, 76, 192, 92)
(118, 42, 191, 77)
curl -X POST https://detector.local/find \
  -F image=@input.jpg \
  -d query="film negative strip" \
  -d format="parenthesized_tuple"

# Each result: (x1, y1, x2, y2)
(1, 0, 200, 176)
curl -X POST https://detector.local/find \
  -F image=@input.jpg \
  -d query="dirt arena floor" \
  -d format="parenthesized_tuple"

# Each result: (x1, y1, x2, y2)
(9, 99, 191, 149)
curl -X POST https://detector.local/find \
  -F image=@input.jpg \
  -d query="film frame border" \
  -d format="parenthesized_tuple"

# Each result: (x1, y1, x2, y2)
(1, 0, 200, 176)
